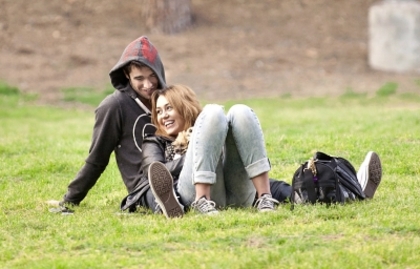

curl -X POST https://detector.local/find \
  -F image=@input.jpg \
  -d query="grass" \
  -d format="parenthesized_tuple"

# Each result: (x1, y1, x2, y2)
(61, 85, 114, 107)
(1, 82, 420, 268)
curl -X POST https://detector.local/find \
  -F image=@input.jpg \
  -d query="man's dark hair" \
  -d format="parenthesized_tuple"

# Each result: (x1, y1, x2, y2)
(123, 61, 149, 77)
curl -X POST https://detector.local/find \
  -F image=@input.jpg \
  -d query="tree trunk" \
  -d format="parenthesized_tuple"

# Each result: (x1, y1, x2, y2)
(142, 0, 192, 34)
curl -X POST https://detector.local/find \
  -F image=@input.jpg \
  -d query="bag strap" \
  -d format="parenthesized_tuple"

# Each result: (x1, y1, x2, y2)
(303, 169, 318, 204)
(334, 168, 344, 204)
(290, 168, 299, 210)
(291, 157, 319, 210)
(314, 151, 333, 161)
(335, 157, 365, 199)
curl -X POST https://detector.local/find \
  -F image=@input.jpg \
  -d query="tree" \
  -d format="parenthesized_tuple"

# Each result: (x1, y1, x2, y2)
(142, 0, 192, 35)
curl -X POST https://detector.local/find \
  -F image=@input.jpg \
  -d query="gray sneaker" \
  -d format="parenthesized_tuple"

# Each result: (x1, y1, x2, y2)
(254, 194, 279, 212)
(148, 162, 184, 219)
(191, 196, 219, 215)
(357, 151, 382, 199)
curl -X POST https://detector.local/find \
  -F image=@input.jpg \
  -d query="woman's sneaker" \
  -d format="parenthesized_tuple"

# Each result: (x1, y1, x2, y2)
(357, 151, 382, 199)
(191, 196, 219, 215)
(254, 193, 279, 212)
(148, 162, 184, 219)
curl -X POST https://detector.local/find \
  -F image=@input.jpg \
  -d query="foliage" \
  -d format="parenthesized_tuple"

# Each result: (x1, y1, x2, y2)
(0, 81, 19, 96)
(1, 91, 420, 268)
(376, 82, 398, 97)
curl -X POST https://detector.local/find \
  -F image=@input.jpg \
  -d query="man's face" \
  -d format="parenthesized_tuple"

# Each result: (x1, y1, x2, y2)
(126, 65, 158, 100)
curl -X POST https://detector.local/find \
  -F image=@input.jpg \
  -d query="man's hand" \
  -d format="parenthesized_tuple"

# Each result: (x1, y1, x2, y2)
(46, 200, 74, 215)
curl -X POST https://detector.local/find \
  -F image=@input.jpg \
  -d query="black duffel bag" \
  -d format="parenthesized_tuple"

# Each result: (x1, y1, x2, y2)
(290, 151, 365, 210)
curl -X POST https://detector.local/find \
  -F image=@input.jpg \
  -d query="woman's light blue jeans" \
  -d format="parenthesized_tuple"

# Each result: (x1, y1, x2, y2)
(177, 104, 271, 208)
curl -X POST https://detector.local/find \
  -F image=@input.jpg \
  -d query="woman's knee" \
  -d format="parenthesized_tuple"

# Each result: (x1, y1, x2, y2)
(227, 104, 256, 124)
(202, 104, 225, 115)
(200, 104, 227, 128)
(229, 104, 247, 112)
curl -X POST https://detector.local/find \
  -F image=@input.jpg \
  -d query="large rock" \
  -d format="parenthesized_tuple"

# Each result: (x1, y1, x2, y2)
(369, 0, 420, 73)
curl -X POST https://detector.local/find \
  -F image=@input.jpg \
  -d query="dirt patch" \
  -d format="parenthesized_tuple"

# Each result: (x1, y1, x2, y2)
(0, 0, 419, 104)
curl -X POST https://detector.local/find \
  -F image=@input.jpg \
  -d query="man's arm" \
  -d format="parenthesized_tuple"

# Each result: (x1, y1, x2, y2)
(141, 136, 185, 179)
(62, 95, 122, 205)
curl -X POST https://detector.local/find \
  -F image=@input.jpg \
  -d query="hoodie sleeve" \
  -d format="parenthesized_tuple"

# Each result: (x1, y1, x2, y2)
(140, 136, 185, 180)
(62, 94, 123, 205)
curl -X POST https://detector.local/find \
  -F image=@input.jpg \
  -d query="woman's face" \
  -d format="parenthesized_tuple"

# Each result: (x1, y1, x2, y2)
(156, 95, 186, 137)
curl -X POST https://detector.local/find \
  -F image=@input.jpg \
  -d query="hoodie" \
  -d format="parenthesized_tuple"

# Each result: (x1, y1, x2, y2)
(62, 36, 166, 205)
(109, 36, 166, 90)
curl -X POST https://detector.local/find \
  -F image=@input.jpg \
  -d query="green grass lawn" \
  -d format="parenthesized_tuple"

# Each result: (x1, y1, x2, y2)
(1, 85, 420, 269)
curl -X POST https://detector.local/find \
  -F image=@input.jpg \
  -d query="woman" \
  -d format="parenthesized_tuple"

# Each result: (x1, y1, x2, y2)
(141, 84, 282, 217)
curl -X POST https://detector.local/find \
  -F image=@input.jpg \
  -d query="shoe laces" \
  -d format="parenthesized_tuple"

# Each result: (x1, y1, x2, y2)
(254, 194, 279, 211)
(192, 197, 218, 214)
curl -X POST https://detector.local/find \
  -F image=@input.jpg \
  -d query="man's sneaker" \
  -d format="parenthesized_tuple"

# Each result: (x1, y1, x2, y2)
(191, 196, 219, 215)
(357, 151, 382, 199)
(254, 193, 279, 212)
(148, 162, 184, 219)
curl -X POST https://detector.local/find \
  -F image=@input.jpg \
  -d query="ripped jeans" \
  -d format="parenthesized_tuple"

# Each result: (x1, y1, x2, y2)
(177, 104, 271, 208)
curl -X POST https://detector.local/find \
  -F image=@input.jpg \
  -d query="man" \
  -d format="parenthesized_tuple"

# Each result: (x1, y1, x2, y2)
(55, 36, 166, 212)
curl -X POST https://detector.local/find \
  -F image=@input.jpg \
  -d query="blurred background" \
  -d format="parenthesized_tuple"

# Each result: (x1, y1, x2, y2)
(0, 0, 419, 104)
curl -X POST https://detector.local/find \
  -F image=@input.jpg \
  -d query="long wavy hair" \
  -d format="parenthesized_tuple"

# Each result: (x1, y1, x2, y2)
(151, 84, 202, 138)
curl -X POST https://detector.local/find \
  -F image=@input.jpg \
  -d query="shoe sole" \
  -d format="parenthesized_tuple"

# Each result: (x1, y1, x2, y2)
(148, 162, 184, 219)
(259, 208, 276, 213)
(363, 152, 382, 199)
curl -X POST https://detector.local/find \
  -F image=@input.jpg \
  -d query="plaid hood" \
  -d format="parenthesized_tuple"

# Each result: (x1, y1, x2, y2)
(109, 36, 166, 90)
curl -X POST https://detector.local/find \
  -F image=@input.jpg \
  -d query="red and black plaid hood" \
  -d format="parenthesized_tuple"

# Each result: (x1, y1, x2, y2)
(109, 36, 166, 90)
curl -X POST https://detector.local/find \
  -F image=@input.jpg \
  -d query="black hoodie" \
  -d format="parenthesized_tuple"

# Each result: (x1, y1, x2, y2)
(62, 36, 166, 205)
